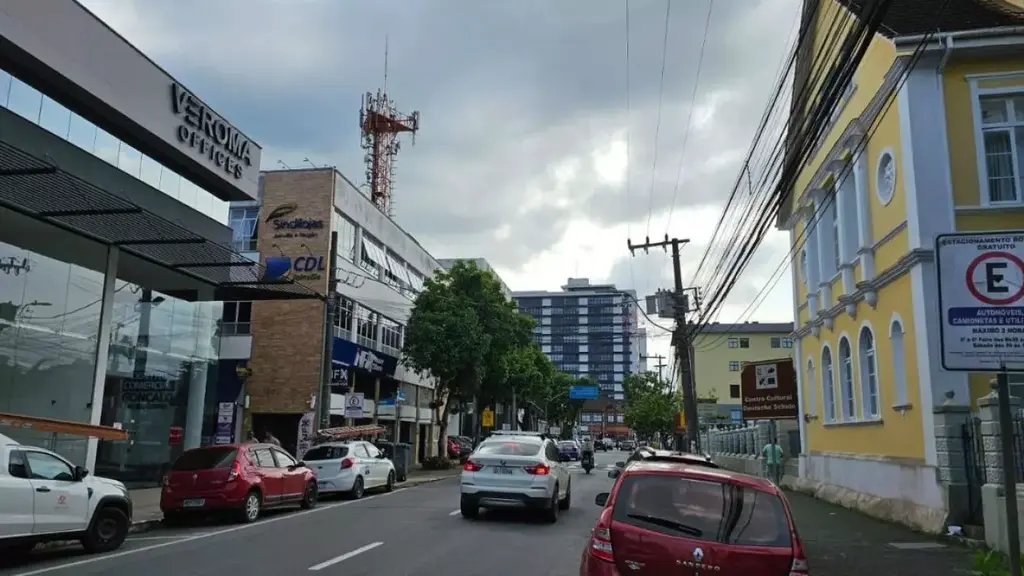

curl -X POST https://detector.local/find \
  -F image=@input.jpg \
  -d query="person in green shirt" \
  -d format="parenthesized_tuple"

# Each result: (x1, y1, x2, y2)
(761, 440, 784, 483)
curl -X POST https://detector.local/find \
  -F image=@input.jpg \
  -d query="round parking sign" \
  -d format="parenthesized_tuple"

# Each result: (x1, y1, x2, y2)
(965, 251, 1024, 306)
(347, 395, 361, 407)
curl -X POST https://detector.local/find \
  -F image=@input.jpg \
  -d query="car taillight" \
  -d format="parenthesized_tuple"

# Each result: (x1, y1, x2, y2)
(790, 537, 810, 574)
(463, 460, 483, 472)
(523, 463, 550, 475)
(589, 508, 615, 563)
(341, 457, 355, 470)
(227, 461, 241, 482)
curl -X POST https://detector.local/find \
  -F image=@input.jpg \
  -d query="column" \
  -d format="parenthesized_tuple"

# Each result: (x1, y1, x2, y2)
(835, 174, 855, 297)
(813, 195, 833, 310)
(933, 400, 972, 522)
(853, 153, 875, 281)
(184, 361, 208, 450)
(85, 246, 119, 471)
(413, 385, 421, 463)
(979, 390, 1020, 485)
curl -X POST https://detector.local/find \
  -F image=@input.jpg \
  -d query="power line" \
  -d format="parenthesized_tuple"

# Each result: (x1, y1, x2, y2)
(644, 0, 674, 237)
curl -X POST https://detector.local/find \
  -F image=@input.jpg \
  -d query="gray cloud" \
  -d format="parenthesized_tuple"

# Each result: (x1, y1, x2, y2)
(84, 0, 800, 310)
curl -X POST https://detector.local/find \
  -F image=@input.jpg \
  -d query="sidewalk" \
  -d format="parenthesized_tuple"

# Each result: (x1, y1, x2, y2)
(786, 490, 976, 575)
(129, 466, 461, 532)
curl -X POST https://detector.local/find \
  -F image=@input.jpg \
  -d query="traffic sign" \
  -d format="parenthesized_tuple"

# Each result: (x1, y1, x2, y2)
(937, 232, 1024, 372)
(344, 393, 364, 418)
(481, 408, 495, 428)
(569, 385, 599, 400)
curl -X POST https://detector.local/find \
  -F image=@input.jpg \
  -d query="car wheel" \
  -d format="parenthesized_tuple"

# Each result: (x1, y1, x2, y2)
(240, 490, 262, 523)
(300, 481, 318, 510)
(348, 476, 365, 500)
(460, 495, 479, 519)
(544, 486, 559, 523)
(385, 470, 396, 492)
(81, 506, 129, 553)
(559, 480, 571, 511)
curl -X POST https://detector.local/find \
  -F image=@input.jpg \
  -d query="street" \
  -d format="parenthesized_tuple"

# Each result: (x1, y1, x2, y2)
(0, 451, 976, 576)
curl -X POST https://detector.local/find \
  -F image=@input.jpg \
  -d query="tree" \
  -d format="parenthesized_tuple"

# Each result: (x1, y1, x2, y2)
(501, 343, 555, 431)
(622, 372, 664, 405)
(623, 372, 677, 442)
(402, 260, 530, 457)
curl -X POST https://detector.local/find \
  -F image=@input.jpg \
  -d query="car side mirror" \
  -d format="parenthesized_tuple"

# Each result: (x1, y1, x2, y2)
(595, 493, 609, 507)
(74, 466, 89, 481)
(615, 461, 626, 468)
(608, 469, 621, 479)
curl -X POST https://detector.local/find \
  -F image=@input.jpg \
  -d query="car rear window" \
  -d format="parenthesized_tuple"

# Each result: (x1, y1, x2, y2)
(171, 447, 237, 471)
(476, 441, 542, 456)
(302, 445, 349, 460)
(612, 475, 791, 547)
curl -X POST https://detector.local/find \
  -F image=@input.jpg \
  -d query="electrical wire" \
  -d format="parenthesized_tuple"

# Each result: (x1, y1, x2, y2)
(624, 0, 637, 295)
(644, 0, 674, 237)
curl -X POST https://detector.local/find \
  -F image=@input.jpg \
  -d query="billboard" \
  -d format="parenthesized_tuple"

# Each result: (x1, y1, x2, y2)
(740, 358, 798, 420)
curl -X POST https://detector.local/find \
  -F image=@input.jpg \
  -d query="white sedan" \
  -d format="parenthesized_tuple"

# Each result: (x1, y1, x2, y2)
(459, 433, 570, 522)
(302, 441, 396, 499)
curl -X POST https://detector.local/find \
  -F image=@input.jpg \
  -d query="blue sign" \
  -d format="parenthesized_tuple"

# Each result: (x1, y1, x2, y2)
(263, 255, 326, 281)
(379, 391, 407, 406)
(332, 337, 398, 377)
(569, 385, 600, 400)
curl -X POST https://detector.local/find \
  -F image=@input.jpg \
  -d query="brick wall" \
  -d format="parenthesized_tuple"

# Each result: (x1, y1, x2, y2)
(247, 169, 334, 413)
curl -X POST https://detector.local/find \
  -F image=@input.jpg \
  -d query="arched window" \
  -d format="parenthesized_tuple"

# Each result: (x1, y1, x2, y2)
(859, 327, 879, 418)
(822, 347, 836, 422)
(838, 337, 856, 420)
(891, 319, 908, 407)
(806, 358, 817, 416)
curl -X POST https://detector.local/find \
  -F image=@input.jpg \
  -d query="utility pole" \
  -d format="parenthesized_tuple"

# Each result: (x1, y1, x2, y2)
(319, 231, 340, 429)
(640, 353, 668, 384)
(628, 235, 701, 454)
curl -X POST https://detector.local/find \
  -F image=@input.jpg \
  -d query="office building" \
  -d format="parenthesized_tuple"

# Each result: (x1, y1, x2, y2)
(0, 1, 317, 486)
(226, 168, 443, 460)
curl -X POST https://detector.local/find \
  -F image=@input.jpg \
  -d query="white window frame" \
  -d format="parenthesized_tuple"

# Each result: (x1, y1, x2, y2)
(806, 357, 817, 417)
(970, 84, 1024, 207)
(728, 338, 739, 348)
(890, 314, 909, 408)
(221, 301, 252, 335)
(838, 335, 856, 421)
(858, 325, 880, 419)
(822, 346, 836, 422)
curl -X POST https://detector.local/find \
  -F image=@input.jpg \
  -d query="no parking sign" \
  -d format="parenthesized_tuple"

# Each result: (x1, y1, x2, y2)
(937, 232, 1024, 372)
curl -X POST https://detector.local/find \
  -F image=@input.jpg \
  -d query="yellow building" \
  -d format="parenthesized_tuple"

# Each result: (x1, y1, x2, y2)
(692, 322, 795, 423)
(778, 0, 1024, 531)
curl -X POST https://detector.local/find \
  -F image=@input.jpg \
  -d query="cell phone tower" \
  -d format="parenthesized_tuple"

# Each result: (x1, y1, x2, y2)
(360, 38, 420, 217)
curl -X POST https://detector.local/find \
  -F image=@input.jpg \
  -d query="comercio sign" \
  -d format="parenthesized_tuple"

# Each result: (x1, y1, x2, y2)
(171, 83, 253, 181)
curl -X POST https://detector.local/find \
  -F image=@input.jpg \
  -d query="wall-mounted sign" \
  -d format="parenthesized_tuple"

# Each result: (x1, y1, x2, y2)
(171, 83, 253, 180)
(332, 337, 398, 377)
(121, 377, 176, 407)
(740, 358, 797, 421)
(264, 203, 325, 239)
(264, 255, 327, 282)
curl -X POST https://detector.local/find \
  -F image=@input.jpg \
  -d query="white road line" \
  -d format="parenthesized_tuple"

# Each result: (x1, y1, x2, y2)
(448, 509, 460, 516)
(126, 535, 206, 541)
(307, 541, 384, 571)
(9, 488, 411, 576)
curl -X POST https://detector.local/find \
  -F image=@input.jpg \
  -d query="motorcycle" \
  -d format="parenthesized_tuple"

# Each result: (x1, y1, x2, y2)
(582, 452, 594, 474)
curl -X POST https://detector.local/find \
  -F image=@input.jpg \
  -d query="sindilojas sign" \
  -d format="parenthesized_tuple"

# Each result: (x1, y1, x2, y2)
(740, 358, 798, 421)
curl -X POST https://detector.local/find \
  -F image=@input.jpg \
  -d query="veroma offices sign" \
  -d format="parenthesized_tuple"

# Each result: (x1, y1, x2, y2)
(171, 83, 253, 180)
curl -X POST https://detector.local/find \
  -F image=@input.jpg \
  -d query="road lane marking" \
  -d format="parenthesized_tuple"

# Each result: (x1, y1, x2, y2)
(126, 535, 206, 541)
(449, 509, 460, 516)
(308, 542, 384, 571)
(7, 483, 435, 576)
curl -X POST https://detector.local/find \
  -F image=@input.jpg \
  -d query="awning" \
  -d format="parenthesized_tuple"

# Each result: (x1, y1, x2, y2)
(0, 141, 321, 301)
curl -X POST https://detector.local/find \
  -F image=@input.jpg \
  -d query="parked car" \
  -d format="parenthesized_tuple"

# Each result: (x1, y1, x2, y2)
(581, 460, 809, 575)
(448, 436, 473, 461)
(303, 440, 396, 498)
(460, 433, 570, 522)
(620, 440, 635, 451)
(0, 433, 132, 555)
(609, 449, 719, 479)
(447, 437, 461, 460)
(556, 440, 580, 461)
(160, 443, 317, 524)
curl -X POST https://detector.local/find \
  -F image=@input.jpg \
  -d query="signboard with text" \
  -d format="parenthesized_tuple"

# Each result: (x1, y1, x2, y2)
(937, 232, 1024, 372)
(332, 337, 399, 377)
(740, 358, 798, 421)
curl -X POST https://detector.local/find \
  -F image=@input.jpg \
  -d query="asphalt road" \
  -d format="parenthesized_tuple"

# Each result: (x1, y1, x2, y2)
(0, 451, 625, 576)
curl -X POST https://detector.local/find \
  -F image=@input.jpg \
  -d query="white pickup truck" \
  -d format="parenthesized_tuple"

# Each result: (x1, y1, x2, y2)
(0, 433, 133, 556)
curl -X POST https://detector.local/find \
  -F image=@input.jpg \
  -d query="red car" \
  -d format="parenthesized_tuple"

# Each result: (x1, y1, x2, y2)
(581, 460, 809, 575)
(160, 443, 318, 524)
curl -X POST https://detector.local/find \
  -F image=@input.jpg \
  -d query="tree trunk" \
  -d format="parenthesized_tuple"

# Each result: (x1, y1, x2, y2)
(434, 393, 453, 459)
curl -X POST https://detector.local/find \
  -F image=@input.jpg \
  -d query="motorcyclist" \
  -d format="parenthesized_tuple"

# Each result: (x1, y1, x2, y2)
(581, 437, 595, 466)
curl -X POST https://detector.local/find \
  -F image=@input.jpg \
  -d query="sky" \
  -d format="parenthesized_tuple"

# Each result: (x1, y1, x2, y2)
(82, 0, 802, 365)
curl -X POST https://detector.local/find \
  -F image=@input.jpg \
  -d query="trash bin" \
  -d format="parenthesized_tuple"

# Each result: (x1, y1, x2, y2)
(376, 442, 413, 481)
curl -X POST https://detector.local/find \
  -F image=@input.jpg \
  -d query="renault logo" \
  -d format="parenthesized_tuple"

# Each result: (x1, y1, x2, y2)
(693, 548, 704, 562)
(676, 547, 721, 571)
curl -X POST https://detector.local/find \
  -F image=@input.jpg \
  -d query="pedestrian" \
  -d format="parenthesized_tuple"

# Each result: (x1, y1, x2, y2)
(761, 438, 784, 482)
(263, 430, 282, 447)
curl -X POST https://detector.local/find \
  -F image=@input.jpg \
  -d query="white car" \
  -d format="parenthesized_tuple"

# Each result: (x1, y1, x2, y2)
(459, 433, 571, 522)
(302, 441, 396, 499)
(0, 433, 132, 556)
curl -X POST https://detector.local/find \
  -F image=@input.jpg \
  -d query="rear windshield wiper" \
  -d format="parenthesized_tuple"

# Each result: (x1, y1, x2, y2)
(626, 514, 703, 537)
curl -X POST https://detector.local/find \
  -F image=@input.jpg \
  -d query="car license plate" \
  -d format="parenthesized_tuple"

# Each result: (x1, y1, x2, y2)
(493, 467, 514, 475)
(182, 498, 205, 508)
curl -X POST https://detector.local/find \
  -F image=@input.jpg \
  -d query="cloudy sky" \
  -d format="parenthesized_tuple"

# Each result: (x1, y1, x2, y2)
(83, 0, 801, 363)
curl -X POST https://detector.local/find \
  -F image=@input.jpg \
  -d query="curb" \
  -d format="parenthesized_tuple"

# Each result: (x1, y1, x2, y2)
(130, 518, 165, 534)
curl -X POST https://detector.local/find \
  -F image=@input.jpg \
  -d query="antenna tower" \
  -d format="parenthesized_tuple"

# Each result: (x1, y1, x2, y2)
(360, 38, 420, 216)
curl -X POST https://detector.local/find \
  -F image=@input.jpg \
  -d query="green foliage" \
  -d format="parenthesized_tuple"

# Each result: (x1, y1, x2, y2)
(420, 456, 455, 471)
(973, 549, 1024, 576)
(623, 372, 677, 441)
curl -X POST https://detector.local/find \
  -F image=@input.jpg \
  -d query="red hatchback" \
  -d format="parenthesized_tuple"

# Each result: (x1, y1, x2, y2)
(160, 443, 318, 524)
(581, 461, 809, 575)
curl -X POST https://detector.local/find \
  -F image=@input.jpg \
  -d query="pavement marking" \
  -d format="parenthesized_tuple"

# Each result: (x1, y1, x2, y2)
(307, 541, 384, 571)
(8, 487, 417, 576)
(449, 509, 461, 516)
(126, 535, 205, 541)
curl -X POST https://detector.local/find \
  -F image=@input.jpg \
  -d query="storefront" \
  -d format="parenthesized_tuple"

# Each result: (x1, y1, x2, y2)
(0, 2, 319, 486)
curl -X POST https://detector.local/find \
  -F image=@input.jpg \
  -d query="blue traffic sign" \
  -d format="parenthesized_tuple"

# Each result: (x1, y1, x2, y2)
(569, 385, 600, 400)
